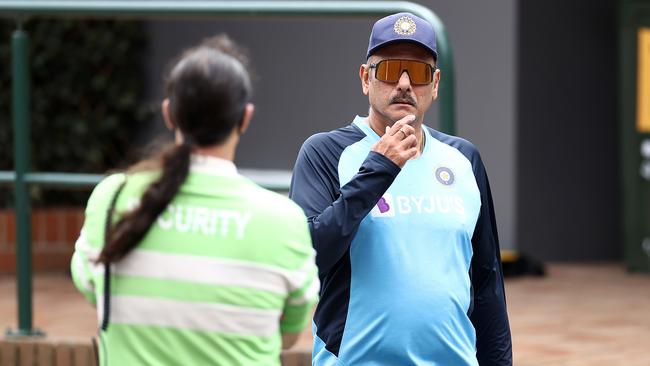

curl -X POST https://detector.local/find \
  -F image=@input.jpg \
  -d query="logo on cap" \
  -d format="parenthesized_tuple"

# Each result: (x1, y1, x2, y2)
(435, 167, 455, 186)
(394, 16, 417, 36)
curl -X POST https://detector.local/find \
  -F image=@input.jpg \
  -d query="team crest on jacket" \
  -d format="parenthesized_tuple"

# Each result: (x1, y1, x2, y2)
(435, 167, 455, 185)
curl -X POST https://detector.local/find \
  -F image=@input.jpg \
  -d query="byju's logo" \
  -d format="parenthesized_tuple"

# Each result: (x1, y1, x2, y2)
(370, 193, 395, 217)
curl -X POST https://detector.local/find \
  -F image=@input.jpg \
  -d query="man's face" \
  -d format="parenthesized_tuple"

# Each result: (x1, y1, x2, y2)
(360, 42, 440, 126)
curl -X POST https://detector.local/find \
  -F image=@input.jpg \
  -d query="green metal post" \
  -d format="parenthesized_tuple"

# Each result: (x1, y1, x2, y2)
(12, 26, 32, 335)
(7, 24, 41, 337)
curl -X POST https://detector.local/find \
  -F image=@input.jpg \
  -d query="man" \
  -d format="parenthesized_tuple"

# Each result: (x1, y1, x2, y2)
(289, 12, 512, 365)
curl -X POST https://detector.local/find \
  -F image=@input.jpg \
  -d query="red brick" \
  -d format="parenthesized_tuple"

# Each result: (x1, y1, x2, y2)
(36, 342, 55, 366)
(33, 252, 72, 273)
(56, 211, 67, 245)
(72, 344, 92, 366)
(0, 340, 18, 366)
(0, 211, 7, 248)
(54, 343, 72, 366)
(7, 210, 16, 249)
(45, 209, 60, 245)
(0, 253, 16, 274)
(64, 209, 84, 245)
(18, 341, 36, 366)
(31, 210, 45, 245)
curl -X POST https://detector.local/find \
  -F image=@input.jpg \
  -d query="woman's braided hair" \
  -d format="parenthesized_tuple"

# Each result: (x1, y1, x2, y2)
(97, 34, 252, 264)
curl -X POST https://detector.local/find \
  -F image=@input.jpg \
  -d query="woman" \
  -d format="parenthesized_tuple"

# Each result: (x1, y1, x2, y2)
(71, 35, 318, 365)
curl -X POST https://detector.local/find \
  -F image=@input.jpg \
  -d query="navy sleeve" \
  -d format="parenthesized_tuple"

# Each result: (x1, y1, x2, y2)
(289, 132, 401, 275)
(468, 154, 513, 365)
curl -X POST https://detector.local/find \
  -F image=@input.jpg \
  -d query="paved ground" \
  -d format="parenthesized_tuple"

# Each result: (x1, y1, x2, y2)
(1, 263, 649, 365)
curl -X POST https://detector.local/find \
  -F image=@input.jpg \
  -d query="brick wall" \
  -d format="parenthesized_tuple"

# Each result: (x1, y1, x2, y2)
(0, 339, 93, 366)
(0, 208, 84, 275)
(0, 339, 311, 366)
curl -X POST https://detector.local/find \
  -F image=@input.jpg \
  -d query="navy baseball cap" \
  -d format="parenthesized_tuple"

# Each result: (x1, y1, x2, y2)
(366, 12, 438, 60)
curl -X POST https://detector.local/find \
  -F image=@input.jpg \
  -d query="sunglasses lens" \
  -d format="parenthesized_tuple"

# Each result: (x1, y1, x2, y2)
(375, 60, 396, 82)
(374, 60, 433, 85)
(407, 61, 432, 85)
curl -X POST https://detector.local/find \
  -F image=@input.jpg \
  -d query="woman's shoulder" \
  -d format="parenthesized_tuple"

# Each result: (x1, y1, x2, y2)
(239, 180, 306, 221)
(87, 170, 159, 209)
(86, 173, 127, 208)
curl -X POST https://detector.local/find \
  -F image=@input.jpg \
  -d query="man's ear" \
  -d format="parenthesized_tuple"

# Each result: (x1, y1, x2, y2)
(162, 99, 175, 130)
(238, 103, 255, 135)
(360, 64, 370, 96)
(431, 69, 441, 101)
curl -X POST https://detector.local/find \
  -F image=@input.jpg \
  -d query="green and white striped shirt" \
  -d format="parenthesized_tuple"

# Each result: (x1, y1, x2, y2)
(71, 155, 318, 366)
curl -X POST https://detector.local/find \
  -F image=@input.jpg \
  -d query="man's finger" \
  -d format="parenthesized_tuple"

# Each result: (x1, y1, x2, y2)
(399, 124, 415, 136)
(399, 134, 418, 148)
(403, 147, 419, 160)
(387, 114, 416, 136)
(397, 114, 416, 125)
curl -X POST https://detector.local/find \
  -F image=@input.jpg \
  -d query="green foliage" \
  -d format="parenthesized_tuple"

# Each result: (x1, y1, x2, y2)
(0, 19, 152, 206)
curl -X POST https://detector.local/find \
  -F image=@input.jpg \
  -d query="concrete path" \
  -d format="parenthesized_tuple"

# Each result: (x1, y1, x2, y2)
(1, 264, 649, 365)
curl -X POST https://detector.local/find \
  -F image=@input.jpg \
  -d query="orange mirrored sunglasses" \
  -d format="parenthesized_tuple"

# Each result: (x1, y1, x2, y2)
(369, 59, 436, 85)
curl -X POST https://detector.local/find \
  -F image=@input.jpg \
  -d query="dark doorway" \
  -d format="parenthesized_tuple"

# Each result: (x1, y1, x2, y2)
(516, 0, 620, 261)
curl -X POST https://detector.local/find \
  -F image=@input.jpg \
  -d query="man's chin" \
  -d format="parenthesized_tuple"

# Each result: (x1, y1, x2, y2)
(389, 105, 417, 116)
(391, 103, 416, 110)
(389, 111, 419, 124)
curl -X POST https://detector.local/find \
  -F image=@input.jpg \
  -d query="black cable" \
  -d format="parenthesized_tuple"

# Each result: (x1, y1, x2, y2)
(101, 179, 127, 332)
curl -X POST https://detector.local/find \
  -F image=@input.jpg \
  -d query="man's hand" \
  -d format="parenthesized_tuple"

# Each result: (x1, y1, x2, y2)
(371, 115, 418, 168)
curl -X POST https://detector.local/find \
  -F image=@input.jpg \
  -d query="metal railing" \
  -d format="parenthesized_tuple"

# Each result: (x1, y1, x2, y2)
(0, 0, 456, 336)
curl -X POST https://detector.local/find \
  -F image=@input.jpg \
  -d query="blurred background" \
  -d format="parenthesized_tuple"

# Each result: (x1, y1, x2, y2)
(0, 0, 649, 365)
(1, 0, 629, 262)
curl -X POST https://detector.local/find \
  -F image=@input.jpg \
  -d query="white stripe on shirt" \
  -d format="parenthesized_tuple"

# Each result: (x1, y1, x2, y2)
(108, 295, 281, 337)
(114, 249, 291, 295)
